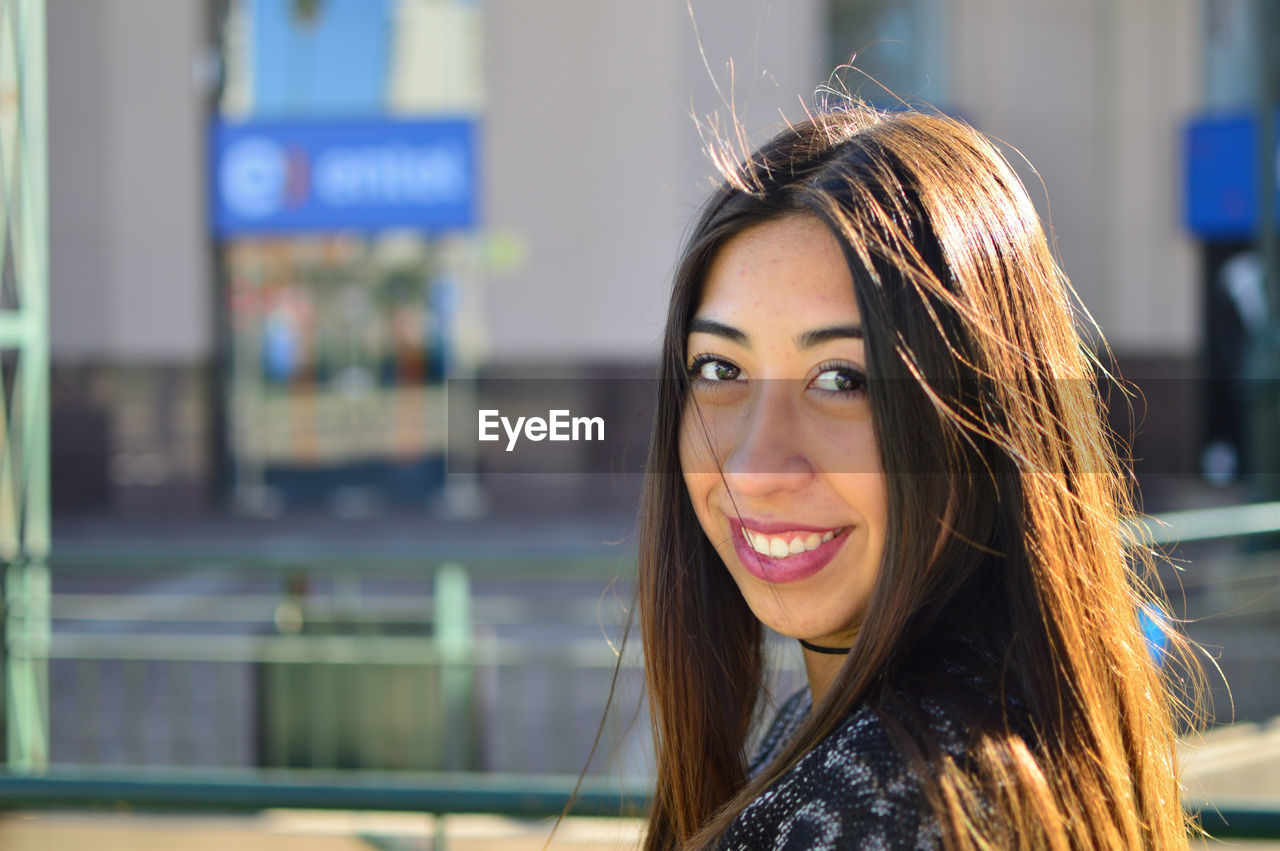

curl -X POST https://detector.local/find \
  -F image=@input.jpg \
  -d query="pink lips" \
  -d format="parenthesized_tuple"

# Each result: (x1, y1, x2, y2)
(727, 518, 850, 584)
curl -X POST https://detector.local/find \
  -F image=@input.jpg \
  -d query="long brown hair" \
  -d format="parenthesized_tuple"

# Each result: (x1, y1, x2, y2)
(638, 101, 1203, 849)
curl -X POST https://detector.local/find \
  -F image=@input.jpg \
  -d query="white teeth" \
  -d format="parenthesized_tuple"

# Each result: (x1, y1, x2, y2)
(743, 527, 842, 559)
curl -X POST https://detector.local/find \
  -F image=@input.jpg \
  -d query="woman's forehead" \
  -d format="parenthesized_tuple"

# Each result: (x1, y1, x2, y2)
(691, 216, 862, 339)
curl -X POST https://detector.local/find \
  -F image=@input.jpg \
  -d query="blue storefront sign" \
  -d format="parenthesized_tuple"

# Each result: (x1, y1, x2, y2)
(211, 118, 478, 236)
(1185, 112, 1276, 241)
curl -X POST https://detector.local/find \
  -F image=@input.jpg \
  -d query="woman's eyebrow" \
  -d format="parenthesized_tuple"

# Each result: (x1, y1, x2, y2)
(795, 324, 863, 348)
(688, 318, 862, 349)
(688, 318, 749, 345)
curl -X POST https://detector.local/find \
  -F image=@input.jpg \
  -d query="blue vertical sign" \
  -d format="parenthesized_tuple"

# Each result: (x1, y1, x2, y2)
(1185, 112, 1277, 241)
(211, 118, 478, 235)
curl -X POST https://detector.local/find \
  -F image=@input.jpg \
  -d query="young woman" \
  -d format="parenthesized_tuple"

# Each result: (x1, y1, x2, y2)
(635, 100, 1201, 849)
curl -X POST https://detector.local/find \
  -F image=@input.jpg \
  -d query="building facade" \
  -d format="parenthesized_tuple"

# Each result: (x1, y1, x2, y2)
(46, 0, 1215, 514)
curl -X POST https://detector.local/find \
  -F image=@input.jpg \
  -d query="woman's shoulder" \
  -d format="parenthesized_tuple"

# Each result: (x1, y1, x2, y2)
(892, 630, 1030, 739)
(748, 686, 812, 778)
(726, 635, 1025, 849)
(728, 697, 945, 850)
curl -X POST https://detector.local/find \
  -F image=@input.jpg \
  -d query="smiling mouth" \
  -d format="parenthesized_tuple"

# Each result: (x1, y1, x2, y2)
(740, 526, 849, 559)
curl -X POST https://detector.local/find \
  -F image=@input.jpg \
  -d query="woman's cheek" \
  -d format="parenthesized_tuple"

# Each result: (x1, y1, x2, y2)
(678, 418, 715, 528)
(810, 418, 879, 475)
(679, 405, 732, 477)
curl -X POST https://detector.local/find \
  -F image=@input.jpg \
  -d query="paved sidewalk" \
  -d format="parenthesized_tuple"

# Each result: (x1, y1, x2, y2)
(0, 810, 645, 850)
(7, 808, 1280, 849)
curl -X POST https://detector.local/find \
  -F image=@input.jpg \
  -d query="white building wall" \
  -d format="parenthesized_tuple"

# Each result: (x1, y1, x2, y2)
(946, 0, 1201, 356)
(48, 0, 212, 362)
(47, 0, 111, 355)
(481, 0, 825, 363)
(1107, 0, 1201, 356)
(45, 0, 1199, 365)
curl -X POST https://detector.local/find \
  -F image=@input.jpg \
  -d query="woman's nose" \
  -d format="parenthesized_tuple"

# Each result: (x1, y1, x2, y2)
(722, 381, 814, 497)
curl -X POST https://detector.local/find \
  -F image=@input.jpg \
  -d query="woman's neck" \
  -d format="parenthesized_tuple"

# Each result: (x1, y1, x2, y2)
(802, 645, 848, 706)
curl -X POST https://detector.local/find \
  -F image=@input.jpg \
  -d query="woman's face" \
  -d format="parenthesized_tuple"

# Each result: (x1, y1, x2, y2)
(679, 215, 888, 648)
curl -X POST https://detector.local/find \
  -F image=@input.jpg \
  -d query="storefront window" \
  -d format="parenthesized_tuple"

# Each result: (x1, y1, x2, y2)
(827, 0, 948, 108)
(214, 0, 483, 512)
(1205, 0, 1259, 111)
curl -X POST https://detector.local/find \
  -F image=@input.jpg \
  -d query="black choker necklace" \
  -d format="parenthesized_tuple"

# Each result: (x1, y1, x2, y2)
(800, 639, 852, 655)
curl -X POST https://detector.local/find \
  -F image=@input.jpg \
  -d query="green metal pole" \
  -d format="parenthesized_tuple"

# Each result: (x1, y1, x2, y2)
(22, 0, 50, 775)
(434, 562, 473, 771)
(0, 0, 50, 774)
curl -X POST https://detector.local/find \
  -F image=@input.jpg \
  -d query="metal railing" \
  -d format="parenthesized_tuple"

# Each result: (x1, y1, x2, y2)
(0, 0, 52, 778)
(0, 550, 667, 850)
(30, 556, 670, 778)
(0, 502, 1275, 846)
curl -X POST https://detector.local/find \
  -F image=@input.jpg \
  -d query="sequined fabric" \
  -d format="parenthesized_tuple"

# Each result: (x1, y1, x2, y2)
(721, 637, 1021, 850)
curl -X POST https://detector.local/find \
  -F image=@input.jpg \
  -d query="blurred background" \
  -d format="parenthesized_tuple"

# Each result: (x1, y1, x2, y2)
(1, 0, 1279, 847)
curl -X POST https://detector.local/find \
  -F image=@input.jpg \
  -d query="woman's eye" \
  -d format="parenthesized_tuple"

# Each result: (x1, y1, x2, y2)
(811, 367, 865, 395)
(690, 358, 741, 382)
